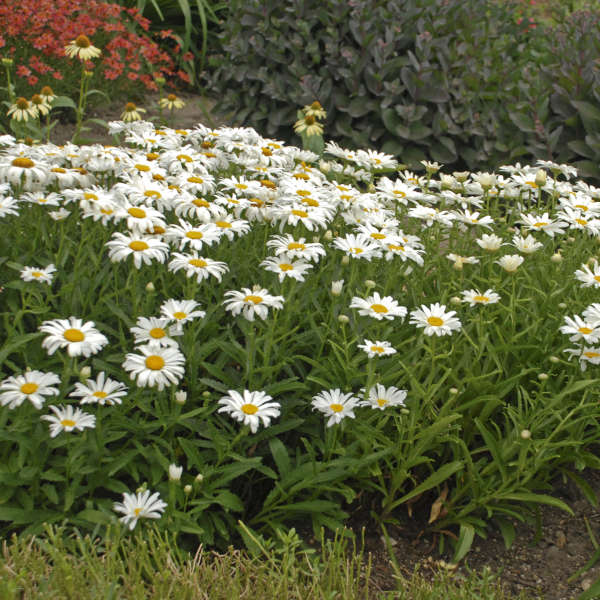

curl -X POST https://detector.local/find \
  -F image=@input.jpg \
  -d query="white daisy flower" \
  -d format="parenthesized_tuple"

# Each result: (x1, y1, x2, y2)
(0, 155, 49, 190)
(260, 253, 313, 282)
(168, 252, 229, 283)
(332, 233, 382, 261)
(130, 316, 183, 348)
(575, 263, 600, 288)
(461, 289, 501, 307)
(105, 232, 169, 269)
(113, 490, 167, 530)
(476, 233, 504, 252)
(69, 371, 128, 405)
(118, 203, 167, 234)
(164, 219, 221, 251)
(512, 233, 543, 254)
(0, 195, 20, 218)
(211, 215, 251, 241)
(160, 299, 206, 329)
(0, 370, 60, 409)
(519, 212, 566, 238)
(559, 315, 600, 345)
(122, 343, 186, 391)
(39, 317, 108, 357)
(360, 384, 407, 410)
(20, 264, 56, 285)
(48, 208, 71, 221)
(496, 254, 525, 272)
(447, 253, 479, 270)
(384, 241, 424, 265)
(349, 292, 407, 321)
(311, 389, 360, 427)
(217, 389, 281, 433)
(409, 303, 462, 337)
(223, 287, 284, 321)
(266, 234, 326, 262)
(583, 304, 600, 327)
(357, 339, 397, 358)
(41, 404, 96, 437)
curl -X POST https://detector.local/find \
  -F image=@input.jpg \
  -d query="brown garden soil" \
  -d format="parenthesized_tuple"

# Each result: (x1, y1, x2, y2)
(53, 91, 600, 599)
(356, 471, 600, 599)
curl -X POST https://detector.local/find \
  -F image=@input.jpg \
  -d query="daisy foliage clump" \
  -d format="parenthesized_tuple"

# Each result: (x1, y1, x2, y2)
(1, 118, 600, 558)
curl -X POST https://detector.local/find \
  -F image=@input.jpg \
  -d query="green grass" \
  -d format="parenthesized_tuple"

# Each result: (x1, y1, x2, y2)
(0, 525, 532, 600)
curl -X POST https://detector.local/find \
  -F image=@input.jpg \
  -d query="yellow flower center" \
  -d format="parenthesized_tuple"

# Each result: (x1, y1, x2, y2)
(125, 102, 137, 112)
(330, 403, 343, 413)
(93, 391, 108, 398)
(370, 304, 388, 313)
(187, 258, 207, 268)
(172, 312, 187, 320)
(64, 328, 85, 342)
(427, 316, 444, 327)
(584, 351, 600, 358)
(149, 327, 166, 339)
(11, 157, 34, 168)
(193, 198, 209, 207)
(533, 222, 548, 228)
(135, 164, 150, 172)
(241, 404, 258, 415)
(52, 167, 66, 173)
(186, 231, 203, 239)
(296, 190, 311, 197)
(84, 192, 98, 200)
(235, 183, 248, 190)
(262, 147, 272, 156)
(244, 295, 263, 304)
(370, 233, 386, 240)
(279, 263, 293, 271)
(146, 152, 159, 161)
(302, 197, 319, 207)
(261, 179, 277, 188)
(473, 295, 490, 303)
(525, 181, 538, 188)
(60, 419, 77, 427)
(287, 242, 305, 251)
(393, 190, 406, 197)
(291, 209, 308, 218)
(388, 244, 404, 251)
(100, 208, 113, 215)
(575, 204, 588, 212)
(187, 176, 204, 184)
(15, 97, 30, 110)
(370, 345, 384, 353)
(145, 355, 165, 370)
(134, 508, 142, 516)
(595, 276, 600, 283)
(215, 221, 231, 228)
(377, 398, 388, 407)
(144, 190, 161, 199)
(128, 207, 146, 218)
(177, 154, 192, 162)
(351, 247, 363, 254)
(31, 271, 43, 278)
(576, 218, 588, 226)
(129, 241, 149, 251)
(20, 383, 38, 394)
(579, 327, 593, 335)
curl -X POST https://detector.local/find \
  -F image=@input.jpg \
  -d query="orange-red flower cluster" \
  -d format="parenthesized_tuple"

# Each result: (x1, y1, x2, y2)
(0, 0, 189, 90)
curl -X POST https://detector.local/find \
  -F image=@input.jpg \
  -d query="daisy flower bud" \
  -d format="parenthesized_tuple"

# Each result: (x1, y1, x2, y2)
(520, 429, 532, 440)
(551, 252, 562, 263)
(535, 169, 547, 187)
(79, 366, 92, 379)
(146, 281, 156, 292)
(365, 279, 376, 289)
(169, 463, 183, 481)
(331, 280, 344, 296)
(338, 314, 350, 324)
(538, 373, 549, 381)
(341, 255, 350, 265)
(450, 296, 462, 305)
(195, 473, 204, 483)
(558, 302, 567, 309)
(549, 356, 560, 363)
(184, 484, 192, 494)
(175, 390, 187, 405)
(449, 387, 459, 395)
(323, 229, 333, 241)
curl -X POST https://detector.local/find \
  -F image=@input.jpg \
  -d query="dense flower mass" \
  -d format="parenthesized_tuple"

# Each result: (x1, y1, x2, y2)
(1, 112, 600, 549)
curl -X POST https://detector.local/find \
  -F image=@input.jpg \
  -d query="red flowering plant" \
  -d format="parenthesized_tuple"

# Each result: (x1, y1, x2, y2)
(0, 0, 191, 138)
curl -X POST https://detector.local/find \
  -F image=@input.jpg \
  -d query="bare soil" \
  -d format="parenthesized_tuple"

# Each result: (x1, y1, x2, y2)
(52, 91, 600, 599)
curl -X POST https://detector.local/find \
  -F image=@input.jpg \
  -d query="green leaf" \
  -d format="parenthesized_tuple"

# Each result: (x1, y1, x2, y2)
(0, 332, 43, 367)
(500, 493, 574, 515)
(214, 490, 244, 512)
(452, 523, 475, 564)
(393, 461, 463, 507)
(572, 100, 600, 134)
(51, 96, 77, 110)
(508, 112, 535, 133)
(269, 438, 291, 477)
(496, 517, 516, 550)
